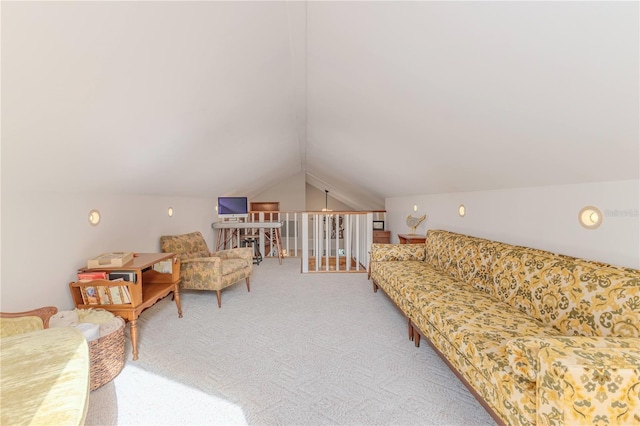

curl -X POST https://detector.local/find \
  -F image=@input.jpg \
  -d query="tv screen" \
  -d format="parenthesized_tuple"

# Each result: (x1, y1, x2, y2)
(218, 197, 248, 219)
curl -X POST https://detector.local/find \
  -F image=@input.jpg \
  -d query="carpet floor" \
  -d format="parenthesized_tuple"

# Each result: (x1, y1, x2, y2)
(85, 257, 495, 425)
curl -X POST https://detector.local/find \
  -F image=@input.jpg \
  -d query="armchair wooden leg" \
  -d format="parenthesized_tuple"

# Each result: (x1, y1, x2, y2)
(246, 277, 250, 292)
(216, 290, 222, 308)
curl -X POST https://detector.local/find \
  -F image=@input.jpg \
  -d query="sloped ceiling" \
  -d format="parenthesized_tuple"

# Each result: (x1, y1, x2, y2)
(2, 2, 638, 208)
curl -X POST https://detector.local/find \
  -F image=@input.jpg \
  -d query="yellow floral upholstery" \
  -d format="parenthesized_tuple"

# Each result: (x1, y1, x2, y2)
(0, 308, 90, 426)
(0, 316, 44, 338)
(537, 339, 640, 426)
(369, 229, 640, 426)
(160, 231, 253, 308)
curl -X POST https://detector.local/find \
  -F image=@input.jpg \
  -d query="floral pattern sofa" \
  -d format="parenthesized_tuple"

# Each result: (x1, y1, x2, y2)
(369, 229, 640, 426)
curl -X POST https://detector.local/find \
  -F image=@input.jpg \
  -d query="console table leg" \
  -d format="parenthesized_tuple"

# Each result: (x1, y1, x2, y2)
(130, 319, 139, 361)
(174, 284, 183, 318)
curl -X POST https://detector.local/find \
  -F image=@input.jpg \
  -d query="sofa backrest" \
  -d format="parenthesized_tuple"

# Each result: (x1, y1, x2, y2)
(490, 246, 640, 337)
(425, 229, 640, 338)
(425, 230, 498, 296)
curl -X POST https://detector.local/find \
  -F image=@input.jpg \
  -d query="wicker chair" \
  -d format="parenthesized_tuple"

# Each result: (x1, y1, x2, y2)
(160, 231, 253, 308)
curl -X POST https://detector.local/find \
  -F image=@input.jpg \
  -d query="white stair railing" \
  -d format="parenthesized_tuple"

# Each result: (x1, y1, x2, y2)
(300, 211, 373, 273)
(216, 210, 378, 273)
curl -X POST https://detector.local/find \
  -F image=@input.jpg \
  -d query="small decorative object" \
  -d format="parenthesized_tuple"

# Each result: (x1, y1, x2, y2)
(406, 214, 427, 234)
(87, 252, 134, 269)
(373, 220, 385, 230)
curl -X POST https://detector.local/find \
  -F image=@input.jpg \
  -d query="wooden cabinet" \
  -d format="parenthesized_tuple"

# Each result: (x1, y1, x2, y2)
(250, 201, 280, 221)
(373, 230, 391, 244)
(69, 253, 182, 360)
(398, 234, 427, 244)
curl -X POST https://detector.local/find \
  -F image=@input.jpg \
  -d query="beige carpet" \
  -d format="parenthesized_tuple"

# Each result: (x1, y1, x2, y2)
(85, 257, 495, 425)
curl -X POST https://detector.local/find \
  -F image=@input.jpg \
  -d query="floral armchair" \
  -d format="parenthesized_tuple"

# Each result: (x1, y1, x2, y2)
(160, 231, 253, 308)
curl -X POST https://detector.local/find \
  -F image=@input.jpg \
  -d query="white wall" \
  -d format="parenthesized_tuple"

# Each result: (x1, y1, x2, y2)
(250, 171, 306, 212)
(305, 184, 354, 211)
(1, 191, 216, 311)
(385, 179, 640, 269)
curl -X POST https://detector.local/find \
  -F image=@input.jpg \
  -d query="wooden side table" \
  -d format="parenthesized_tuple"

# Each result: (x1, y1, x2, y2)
(398, 234, 427, 244)
(70, 253, 182, 360)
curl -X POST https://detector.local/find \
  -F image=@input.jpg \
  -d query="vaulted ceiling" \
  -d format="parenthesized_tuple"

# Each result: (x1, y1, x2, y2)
(3, 2, 638, 210)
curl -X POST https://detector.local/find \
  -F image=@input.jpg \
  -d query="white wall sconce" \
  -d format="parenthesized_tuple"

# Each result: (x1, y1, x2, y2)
(458, 204, 466, 217)
(578, 205, 602, 229)
(88, 209, 101, 226)
(168, 207, 174, 218)
(413, 204, 418, 212)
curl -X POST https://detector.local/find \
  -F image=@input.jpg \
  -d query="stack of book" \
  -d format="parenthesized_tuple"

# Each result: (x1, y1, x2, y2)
(77, 271, 133, 305)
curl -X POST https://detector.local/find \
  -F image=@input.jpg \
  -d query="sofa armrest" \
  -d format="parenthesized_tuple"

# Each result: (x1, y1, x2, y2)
(182, 257, 222, 268)
(535, 338, 640, 426)
(210, 248, 253, 261)
(370, 243, 426, 262)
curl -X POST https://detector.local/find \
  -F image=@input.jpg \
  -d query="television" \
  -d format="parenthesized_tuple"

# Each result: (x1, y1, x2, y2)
(217, 196, 248, 220)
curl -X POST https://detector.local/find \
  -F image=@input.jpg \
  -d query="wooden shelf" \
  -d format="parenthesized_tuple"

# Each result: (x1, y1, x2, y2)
(69, 253, 182, 360)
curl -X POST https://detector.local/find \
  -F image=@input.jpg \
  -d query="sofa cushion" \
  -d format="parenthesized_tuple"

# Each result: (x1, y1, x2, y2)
(0, 327, 90, 425)
(451, 234, 498, 296)
(425, 230, 456, 274)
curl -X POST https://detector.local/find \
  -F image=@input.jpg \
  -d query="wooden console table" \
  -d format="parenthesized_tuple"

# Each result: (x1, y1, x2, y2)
(70, 253, 182, 360)
(398, 234, 427, 244)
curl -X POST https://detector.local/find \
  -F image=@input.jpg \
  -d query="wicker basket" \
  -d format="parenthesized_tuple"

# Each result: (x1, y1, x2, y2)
(89, 319, 126, 391)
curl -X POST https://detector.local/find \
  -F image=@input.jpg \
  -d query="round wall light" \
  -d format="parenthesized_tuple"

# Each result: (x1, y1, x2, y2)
(578, 205, 602, 229)
(88, 209, 101, 226)
(458, 204, 466, 217)
(168, 207, 174, 217)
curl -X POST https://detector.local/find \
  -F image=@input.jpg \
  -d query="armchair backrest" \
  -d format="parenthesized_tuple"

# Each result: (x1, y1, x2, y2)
(160, 232, 211, 260)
